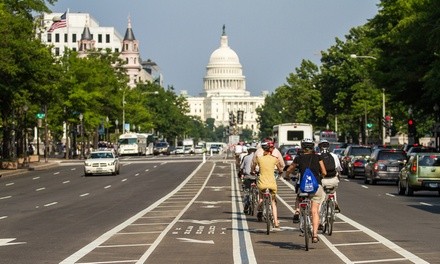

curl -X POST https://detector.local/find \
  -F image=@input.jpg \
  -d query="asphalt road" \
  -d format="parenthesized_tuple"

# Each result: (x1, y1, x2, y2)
(0, 154, 439, 264)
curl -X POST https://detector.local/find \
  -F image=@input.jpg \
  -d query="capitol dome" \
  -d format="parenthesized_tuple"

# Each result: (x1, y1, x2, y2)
(203, 25, 248, 97)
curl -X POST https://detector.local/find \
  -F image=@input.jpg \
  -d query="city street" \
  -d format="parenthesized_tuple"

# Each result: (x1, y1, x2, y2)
(0, 154, 439, 263)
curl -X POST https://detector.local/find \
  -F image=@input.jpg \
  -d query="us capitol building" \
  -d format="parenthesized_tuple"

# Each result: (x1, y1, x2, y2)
(182, 26, 268, 137)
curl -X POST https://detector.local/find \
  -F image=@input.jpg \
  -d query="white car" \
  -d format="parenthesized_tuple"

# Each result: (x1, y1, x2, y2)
(194, 145, 206, 154)
(175, 146, 185, 155)
(84, 150, 120, 176)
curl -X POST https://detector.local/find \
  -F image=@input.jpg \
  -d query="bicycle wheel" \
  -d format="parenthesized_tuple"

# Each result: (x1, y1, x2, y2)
(320, 201, 328, 234)
(248, 192, 254, 216)
(327, 199, 335, 235)
(265, 197, 271, 235)
(302, 208, 310, 251)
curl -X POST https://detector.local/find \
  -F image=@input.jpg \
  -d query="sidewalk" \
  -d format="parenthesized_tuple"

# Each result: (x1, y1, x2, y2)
(0, 158, 63, 179)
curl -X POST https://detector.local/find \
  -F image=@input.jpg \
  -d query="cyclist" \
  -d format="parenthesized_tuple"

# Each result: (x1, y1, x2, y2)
(252, 137, 285, 170)
(284, 138, 327, 243)
(240, 147, 257, 213)
(251, 141, 284, 228)
(318, 140, 342, 212)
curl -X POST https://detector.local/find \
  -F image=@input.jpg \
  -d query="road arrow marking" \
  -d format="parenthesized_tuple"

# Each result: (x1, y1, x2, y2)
(177, 238, 214, 244)
(0, 238, 26, 247)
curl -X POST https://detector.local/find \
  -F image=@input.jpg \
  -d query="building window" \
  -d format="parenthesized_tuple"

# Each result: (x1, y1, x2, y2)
(64, 33, 68, 43)
(55, 33, 60, 43)
(47, 34, 52, 42)
(72, 47, 76, 52)
(72, 34, 77, 42)
(98, 34, 102, 43)
(115, 48, 119, 53)
(54, 47, 60, 56)
(106, 34, 110, 43)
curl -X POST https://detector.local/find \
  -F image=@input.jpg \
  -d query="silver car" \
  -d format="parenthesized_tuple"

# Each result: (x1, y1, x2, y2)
(84, 150, 120, 176)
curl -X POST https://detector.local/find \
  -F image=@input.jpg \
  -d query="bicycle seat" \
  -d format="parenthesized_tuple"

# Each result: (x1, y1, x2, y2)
(298, 192, 311, 197)
(324, 186, 336, 193)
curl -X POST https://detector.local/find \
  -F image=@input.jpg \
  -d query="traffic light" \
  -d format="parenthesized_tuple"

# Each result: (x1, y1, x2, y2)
(225, 126, 230, 135)
(408, 118, 416, 136)
(366, 123, 373, 129)
(237, 110, 244, 125)
(229, 112, 235, 126)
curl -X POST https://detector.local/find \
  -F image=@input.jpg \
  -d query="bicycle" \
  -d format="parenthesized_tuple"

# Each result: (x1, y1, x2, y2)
(242, 175, 258, 216)
(298, 192, 313, 251)
(320, 186, 336, 235)
(262, 188, 274, 235)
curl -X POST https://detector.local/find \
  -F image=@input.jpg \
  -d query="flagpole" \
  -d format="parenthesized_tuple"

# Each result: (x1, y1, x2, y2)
(66, 9, 70, 49)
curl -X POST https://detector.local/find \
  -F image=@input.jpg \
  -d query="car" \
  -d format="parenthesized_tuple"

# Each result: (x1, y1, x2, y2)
(210, 146, 221, 154)
(153, 142, 170, 155)
(282, 147, 301, 170)
(347, 157, 368, 179)
(194, 145, 206, 154)
(278, 144, 298, 156)
(364, 149, 406, 185)
(332, 148, 345, 162)
(84, 150, 120, 176)
(398, 152, 440, 196)
(175, 146, 184, 155)
(406, 145, 437, 157)
(340, 145, 372, 175)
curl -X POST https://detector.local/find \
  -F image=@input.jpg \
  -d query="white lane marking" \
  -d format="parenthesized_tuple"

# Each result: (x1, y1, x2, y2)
(104, 185, 111, 189)
(0, 196, 12, 200)
(60, 162, 206, 264)
(232, 164, 257, 264)
(145, 169, 149, 172)
(177, 238, 214, 244)
(0, 216, 8, 220)
(80, 193, 89, 197)
(0, 238, 26, 247)
(361, 185, 368, 189)
(386, 193, 395, 197)
(135, 173, 140, 176)
(334, 241, 381, 246)
(36, 187, 46, 191)
(337, 214, 429, 264)
(5, 183, 14, 186)
(71, 168, 76, 171)
(44, 202, 58, 207)
(63, 180, 70, 184)
(420, 202, 433, 206)
(352, 257, 407, 263)
(121, 178, 127, 182)
(98, 243, 151, 248)
(54, 172, 60, 175)
(33, 177, 40, 180)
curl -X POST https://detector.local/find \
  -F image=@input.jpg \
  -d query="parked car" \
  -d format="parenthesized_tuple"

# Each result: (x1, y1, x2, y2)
(210, 146, 221, 154)
(364, 149, 406, 184)
(153, 142, 170, 155)
(398, 153, 440, 196)
(84, 150, 120, 176)
(282, 147, 301, 170)
(341, 145, 372, 175)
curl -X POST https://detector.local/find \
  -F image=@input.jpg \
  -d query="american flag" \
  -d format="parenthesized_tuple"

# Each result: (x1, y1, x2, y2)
(48, 12, 67, 32)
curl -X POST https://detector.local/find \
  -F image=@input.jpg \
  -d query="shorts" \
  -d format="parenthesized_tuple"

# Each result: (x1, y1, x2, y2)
(298, 185, 325, 204)
(321, 177, 339, 190)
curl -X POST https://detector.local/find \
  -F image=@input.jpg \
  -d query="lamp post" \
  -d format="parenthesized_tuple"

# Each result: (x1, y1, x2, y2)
(434, 104, 439, 151)
(79, 113, 84, 159)
(23, 105, 29, 167)
(122, 89, 126, 134)
(350, 54, 383, 145)
(105, 116, 109, 141)
(408, 106, 414, 145)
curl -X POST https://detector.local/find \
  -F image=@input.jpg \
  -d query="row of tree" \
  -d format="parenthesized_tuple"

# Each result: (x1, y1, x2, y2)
(0, 0, 231, 161)
(256, 0, 440, 145)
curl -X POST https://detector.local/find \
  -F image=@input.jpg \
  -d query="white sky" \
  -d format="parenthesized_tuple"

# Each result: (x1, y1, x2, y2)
(50, 0, 379, 96)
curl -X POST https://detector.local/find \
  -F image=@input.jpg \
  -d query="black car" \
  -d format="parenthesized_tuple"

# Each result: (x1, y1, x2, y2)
(341, 145, 372, 176)
(364, 149, 406, 185)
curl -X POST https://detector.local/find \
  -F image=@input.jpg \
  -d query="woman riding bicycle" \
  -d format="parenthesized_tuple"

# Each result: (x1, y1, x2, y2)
(284, 138, 327, 243)
(251, 140, 283, 228)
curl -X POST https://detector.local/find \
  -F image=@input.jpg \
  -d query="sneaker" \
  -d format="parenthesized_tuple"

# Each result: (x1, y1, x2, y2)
(335, 204, 341, 213)
(292, 212, 300, 223)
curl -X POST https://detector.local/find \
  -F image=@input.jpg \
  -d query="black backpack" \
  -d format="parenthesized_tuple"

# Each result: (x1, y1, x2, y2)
(321, 152, 336, 177)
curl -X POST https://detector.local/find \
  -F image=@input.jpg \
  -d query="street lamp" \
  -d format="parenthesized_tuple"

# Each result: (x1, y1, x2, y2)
(350, 54, 384, 145)
(23, 105, 29, 167)
(79, 113, 84, 159)
(434, 104, 439, 151)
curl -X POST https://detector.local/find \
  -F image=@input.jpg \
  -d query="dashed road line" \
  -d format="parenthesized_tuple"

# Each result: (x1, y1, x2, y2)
(44, 202, 58, 207)
(0, 196, 12, 200)
(5, 183, 14, 186)
(80, 193, 89, 197)
(35, 187, 46, 191)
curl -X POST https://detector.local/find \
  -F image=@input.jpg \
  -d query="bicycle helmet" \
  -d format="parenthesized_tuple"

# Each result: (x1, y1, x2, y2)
(301, 138, 315, 150)
(318, 139, 330, 151)
(261, 141, 274, 151)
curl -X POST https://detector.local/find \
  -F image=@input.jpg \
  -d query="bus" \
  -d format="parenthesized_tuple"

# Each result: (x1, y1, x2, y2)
(272, 123, 314, 148)
(117, 133, 147, 156)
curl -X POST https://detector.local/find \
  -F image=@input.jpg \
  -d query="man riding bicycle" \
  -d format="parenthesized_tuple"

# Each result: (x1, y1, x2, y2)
(318, 139, 342, 212)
